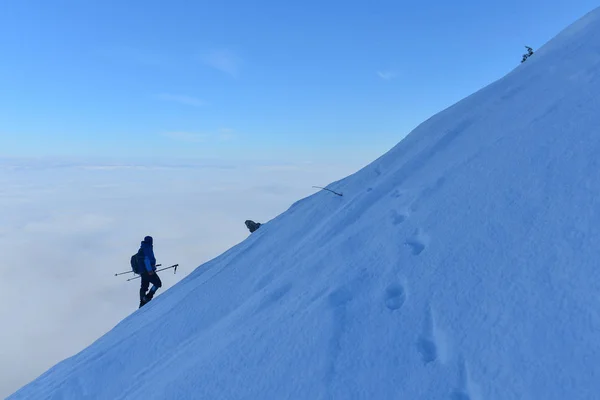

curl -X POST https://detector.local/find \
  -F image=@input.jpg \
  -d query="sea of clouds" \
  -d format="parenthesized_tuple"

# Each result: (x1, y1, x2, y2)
(0, 157, 361, 398)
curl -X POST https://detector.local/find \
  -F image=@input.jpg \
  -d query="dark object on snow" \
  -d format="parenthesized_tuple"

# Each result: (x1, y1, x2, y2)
(245, 220, 262, 233)
(521, 46, 534, 63)
(313, 186, 343, 196)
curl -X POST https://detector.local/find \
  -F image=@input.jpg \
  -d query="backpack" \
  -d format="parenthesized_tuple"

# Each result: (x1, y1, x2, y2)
(130, 249, 145, 274)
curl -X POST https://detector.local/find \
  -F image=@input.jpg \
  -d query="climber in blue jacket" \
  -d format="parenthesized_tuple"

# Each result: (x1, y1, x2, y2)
(138, 236, 162, 308)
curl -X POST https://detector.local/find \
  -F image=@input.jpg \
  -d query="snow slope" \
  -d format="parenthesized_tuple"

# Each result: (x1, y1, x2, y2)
(10, 8, 600, 400)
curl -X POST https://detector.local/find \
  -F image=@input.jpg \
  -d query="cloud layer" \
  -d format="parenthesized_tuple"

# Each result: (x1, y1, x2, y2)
(0, 158, 358, 398)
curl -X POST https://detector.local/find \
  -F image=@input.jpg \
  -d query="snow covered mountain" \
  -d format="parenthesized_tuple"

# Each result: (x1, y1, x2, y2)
(10, 8, 600, 400)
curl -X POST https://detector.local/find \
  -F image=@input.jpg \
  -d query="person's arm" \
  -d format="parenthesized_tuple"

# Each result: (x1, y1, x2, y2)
(144, 256, 154, 274)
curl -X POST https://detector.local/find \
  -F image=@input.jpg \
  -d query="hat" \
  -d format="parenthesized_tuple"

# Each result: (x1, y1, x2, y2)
(143, 236, 153, 244)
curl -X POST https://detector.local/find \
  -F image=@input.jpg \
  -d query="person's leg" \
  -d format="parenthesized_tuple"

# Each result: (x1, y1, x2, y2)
(140, 274, 150, 305)
(145, 273, 162, 301)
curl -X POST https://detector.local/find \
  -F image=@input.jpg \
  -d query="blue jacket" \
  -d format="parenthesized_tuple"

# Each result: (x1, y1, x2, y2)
(140, 241, 156, 273)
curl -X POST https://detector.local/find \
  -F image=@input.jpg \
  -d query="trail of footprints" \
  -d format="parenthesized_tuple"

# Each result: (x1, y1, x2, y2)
(324, 183, 476, 399)
(386, 190, 428, 256)
(379, 186, 477, 399)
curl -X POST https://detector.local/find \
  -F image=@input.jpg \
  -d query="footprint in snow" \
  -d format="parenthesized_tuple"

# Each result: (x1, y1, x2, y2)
(328, 286, 353, 308)
(417, 337, 438, 364)
(325, 286, 354, 389)
(258, 283, 293, 311)
(417, 306, 439, 365)
(450, 358, 478, 400)
(384, 283, 406, 311)
(405, 229, 428, 255)
(405, 238, 426, 255)
(391, 210, 407, 225)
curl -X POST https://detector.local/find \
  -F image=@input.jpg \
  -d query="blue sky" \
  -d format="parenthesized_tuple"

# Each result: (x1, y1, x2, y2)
(0, 0, 596, 162)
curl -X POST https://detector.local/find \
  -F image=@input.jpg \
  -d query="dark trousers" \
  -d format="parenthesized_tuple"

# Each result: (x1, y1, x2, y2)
(140, 272, 162, 301)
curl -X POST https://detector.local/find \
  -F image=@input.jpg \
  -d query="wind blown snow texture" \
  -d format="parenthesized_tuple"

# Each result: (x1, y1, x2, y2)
(10, 8, 600, 400)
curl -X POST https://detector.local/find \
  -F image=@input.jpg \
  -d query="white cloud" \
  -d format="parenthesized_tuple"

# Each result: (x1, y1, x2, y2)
(155, 94, 205, 107)
(0, 158, 360, 398)
(377, 70, 397, 80)
(201, 50, 241, 78)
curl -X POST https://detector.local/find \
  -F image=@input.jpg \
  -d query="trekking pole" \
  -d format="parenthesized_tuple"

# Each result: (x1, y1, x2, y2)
(126, 264, 178, 281)
(313, 186, 343, 196)
(115, 264, 161, 276)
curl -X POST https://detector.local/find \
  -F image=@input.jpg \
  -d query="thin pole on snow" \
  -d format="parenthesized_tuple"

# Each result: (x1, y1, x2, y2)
(313, 186, 343, 196)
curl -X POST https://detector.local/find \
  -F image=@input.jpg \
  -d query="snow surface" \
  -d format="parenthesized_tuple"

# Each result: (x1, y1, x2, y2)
(10, 8, 600, 400)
